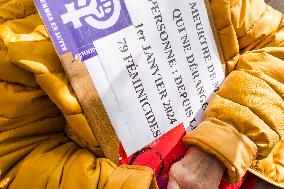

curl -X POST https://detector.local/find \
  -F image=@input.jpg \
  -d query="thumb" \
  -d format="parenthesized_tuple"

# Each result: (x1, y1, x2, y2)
(167, 174, 181, 189)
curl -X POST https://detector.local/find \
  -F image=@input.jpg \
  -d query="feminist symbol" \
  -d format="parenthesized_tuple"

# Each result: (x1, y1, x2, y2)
(61, 0, 121, 29)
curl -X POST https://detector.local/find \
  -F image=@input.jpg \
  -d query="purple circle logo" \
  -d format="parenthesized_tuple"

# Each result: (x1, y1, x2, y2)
(61, 0, 121, 29)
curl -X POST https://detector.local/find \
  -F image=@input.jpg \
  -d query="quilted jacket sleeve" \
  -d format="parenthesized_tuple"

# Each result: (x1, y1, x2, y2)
(0, 1, 157, 188)
(183, 0, 284, 185)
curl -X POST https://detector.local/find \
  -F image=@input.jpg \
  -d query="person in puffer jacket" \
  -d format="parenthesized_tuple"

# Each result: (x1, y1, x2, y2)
(0, 0, 283, 189)
(169, 0, 284, 188)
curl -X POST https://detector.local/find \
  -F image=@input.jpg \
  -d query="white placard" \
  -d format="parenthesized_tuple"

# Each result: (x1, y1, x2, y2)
(86, 0, 224, 155)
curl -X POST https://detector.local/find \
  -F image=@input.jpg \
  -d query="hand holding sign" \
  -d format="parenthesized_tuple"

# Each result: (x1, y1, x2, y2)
(168, 146, 225, 189)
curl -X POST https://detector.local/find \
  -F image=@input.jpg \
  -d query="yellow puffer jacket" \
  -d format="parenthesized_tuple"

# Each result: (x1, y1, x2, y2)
(184, 0, 284, 187)
(0, 0, 283, 188)
(0, 0, 157, 189)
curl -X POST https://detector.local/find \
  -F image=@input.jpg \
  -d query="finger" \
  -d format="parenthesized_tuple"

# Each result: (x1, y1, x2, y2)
(167, 175, 181, 189)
